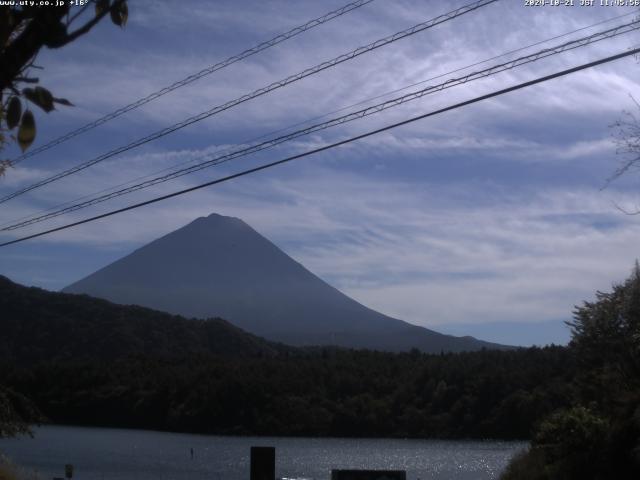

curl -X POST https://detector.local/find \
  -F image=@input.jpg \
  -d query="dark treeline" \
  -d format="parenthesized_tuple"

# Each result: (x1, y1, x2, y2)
(1, 346, 574, 440)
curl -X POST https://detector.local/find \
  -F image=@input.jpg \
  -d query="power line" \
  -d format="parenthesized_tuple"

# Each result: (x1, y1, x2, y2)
(0, 0, 499, 205)
(4, 19, 637, 230)
(4, 18, 638, 232)
(4, 10, 632, 231)
(312, 10, 639, 123)
(1, 45, 638, 248)
(7, 0, 376, 166)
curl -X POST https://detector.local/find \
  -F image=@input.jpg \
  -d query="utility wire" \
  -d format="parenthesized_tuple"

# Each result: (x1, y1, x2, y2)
(3, 19, 637, 232)
(3, 10, 632, 231)
(8, 0, 376, 166)
(0, 0, 498, 205)
(1, 45, 638, 248)
(308, 9, 639, 125)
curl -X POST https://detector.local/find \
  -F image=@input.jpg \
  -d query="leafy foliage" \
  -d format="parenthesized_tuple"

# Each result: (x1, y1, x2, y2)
(569, 262, 640, 400)
(500, 448, 548, 480)
(16, 110, 34, 152)
(531, 407, 609, 479)
(0, 454, 41, 480)
(0, 1, 128, 174)
(6, 97, 20, 129)
(501, 263, 640, 479)
(0, 386, 42, 439)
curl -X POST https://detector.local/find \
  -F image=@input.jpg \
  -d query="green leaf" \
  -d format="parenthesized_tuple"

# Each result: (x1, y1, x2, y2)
(22, 87, 55, 113)
(22, 88, 35, 102)
(43, 21, 68, 48)
(120, 1, 129, 27)
(34, 87, 54, 112)
(110, 1, 128, 27)
(17, 110, 36, 152)
(53, 97, 74, 107)
(7, 97, 21, 130)
(95, 0, 110, 16)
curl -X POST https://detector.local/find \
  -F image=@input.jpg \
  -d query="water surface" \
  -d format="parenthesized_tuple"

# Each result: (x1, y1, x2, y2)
(0, 425, 525, 480)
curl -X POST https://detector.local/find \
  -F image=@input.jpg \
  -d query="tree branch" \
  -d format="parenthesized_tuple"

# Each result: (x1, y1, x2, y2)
(0, 8, 67, 91)
(58, 0, 125, 48)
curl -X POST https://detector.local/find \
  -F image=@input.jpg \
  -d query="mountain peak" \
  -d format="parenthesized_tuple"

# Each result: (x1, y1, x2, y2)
(203, 212, 242, 222)
(188, 212, 245, 228)
(63, 215, 507, 353)
(208, 212, 234, 219)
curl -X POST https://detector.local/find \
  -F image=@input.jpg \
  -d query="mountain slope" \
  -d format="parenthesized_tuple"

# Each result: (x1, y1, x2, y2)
(64, 213, 506, 353)
(0, 275, 281, 364)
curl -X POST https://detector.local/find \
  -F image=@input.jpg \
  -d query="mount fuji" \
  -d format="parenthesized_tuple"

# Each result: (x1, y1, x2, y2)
(63, 213, 506, 353)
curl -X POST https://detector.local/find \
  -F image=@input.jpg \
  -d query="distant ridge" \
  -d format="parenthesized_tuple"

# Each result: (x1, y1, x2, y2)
(64, 213, 508, 353)
(0, 275, 281, 364)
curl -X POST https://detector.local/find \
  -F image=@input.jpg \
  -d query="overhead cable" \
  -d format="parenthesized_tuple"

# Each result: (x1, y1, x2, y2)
(1, 45, 638, 247)
(8, 0, 376, 166)
(5, 8, 631, 231)
(3, 18, 637, 232)
(0, 0, 499, 204)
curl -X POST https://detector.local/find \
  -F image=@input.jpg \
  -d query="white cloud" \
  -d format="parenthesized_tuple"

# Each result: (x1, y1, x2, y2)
(4, 165, 639, 332)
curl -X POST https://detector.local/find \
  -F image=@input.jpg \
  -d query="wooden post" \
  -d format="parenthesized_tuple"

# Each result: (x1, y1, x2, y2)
(250, 446, 275, 480)
(331, 470, 406, 480)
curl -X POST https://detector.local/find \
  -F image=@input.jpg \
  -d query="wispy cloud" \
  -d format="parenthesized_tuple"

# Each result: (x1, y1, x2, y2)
(3, 165, 639, 335)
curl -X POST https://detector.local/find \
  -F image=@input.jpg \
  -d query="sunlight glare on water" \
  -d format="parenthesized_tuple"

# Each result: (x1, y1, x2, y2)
(0, 425, 526, 480)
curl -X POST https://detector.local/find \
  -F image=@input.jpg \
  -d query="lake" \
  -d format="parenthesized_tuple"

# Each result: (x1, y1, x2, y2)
(0, 425, 526, 480)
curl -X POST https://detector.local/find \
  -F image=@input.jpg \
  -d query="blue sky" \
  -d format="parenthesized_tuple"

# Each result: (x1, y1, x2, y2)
(2, 0, 640, 346)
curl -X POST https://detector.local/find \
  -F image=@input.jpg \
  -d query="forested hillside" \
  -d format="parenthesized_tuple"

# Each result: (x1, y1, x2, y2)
(2, 347, 574, 439)
(0, 275, 283, 363)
